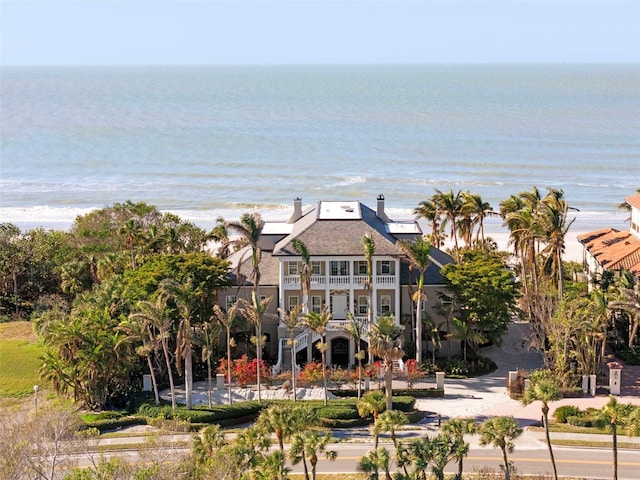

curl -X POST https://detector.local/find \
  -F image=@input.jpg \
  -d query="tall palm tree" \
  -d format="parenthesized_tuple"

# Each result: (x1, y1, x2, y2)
(194, 320, 221, 408)
(414, 199, 444, 248)
(540, 188, 576, 300)
(160, 278, 197, 409)
(433, 188, 462, 250)
(278, 304, 302, 401)
(292, 238, 313, 363)
(130, 295, 177, 409)
(291, 239, 311, 313)
(461, 191, 495, 244)
(368, 314, 404, 411)
(342, 312, 365, 399)
(240, 293, 273, 404)
(212, 302, 240, 405)
(521, 369, 561, 480)
(303, 305, 332, 406)
(220, 212, 264, 297)
(396, 236, 432, 363)
(442, 417, 477, 479)
(478, 416, 522, 480)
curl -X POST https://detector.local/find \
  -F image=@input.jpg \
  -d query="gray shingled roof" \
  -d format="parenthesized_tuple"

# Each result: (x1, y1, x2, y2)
(273, 202, 405, 256)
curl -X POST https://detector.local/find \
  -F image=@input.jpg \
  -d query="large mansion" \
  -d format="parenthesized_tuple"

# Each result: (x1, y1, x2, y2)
(219, 195, 455, 371)
(579, 192, 640, 287)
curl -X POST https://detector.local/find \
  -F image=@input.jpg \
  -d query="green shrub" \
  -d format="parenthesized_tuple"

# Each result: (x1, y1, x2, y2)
(316, 406, 359, 420)
(393, 388, 444, 398)
(444, 359, 469, 377)
(319, 417, 369, 428)
(553, 405, 582, 424)
(404, 410, 425, 423)
(567, 415, 593, 427)
(83, 417, 146, 432)
(391, 396, 416, 412)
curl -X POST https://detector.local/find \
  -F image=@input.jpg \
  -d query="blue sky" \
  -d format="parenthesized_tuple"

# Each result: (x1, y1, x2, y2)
(1, 1, 639, 65)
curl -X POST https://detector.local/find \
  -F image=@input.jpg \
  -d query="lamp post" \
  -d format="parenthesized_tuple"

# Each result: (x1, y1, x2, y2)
(33, 385, 39, 412)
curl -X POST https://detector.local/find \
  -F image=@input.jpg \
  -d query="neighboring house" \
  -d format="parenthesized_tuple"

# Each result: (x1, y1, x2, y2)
(578, 192, 640, 289)
(220, 195, 456, 371)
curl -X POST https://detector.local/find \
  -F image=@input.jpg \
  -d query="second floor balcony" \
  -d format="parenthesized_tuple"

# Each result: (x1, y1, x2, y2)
(283, 274, 397, 289)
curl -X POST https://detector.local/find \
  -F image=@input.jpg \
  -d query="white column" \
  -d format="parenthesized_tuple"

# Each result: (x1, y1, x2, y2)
(278, 260, 285, 318)
(394, 258, 401, 324)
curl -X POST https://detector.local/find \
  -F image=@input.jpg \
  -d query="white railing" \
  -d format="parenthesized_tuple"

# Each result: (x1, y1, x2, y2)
(353, 275, 367, 287)
(310, 275, 326, 286)
(329, 276, 351, 286)
(376, 275, 397, 285)
(283, 275, 299, 287)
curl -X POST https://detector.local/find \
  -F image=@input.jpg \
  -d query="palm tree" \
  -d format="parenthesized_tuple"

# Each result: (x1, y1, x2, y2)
(302, 305, 332, 406)
(478, 416, 522, 480)
(368, 314, 404, 411)
(253, 450, 290, 480)
(116, 316, 160, 405)
(429, 432, 460, 480)
(194, 320, 220, 408)
(451, 317, 487, 364)
(130, 295, 177, 409)
(442, 417, 477, 479)
(521, 369, 561, 480)
(119, 219, 142, 270)
(292, 238, 313, 364)
(291, 239, 311, 313)
(433, 188, 462, 250)
(160, 278, 197, 409)
(220, 212, 264, 296)
(256, 404, 317, 452)
(608, 270, 640, 349)
(414, 199, 444, 248)
(290, 430, 337, 480)
(461, 191, 495, 244)
(596, 396, 633, 480)
(540, 188, 576, 300)
(342, 312, 365, 399)
(357, 390, 387, 449)
(396, 236, 432, 363)
(239, 294, 273, 404)
(212, 301, 240, 405)
(357, 447, 393, 480)
(278, 304, 302, 401)
(375, 409, 408, 450)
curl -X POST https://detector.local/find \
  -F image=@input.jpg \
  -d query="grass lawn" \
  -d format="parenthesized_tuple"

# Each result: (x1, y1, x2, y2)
(0, 321, 44, 397)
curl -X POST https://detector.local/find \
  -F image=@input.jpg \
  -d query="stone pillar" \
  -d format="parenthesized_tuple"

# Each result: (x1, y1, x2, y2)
(216, 373, 225, 390)
(508, 371, 518, 393)
(608, 362, 623, 396)
(142, 374, 152, 392)
(582, 375, 589, 394)
(436, 371, 445, 391)
(589, 374, 597, 396)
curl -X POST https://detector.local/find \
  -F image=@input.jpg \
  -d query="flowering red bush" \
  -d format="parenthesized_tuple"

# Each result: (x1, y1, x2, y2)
(217, 355, 269, 387)
(297, 361, 327, 387)
(404, 359, 424, 388)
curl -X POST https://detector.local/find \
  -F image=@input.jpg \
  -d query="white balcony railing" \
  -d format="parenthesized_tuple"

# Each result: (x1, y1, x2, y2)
(283, 273, 396, 288)
(376, 275, 397, 285)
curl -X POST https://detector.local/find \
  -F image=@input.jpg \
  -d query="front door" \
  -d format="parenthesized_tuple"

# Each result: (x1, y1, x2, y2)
(331, 293, 348, 320)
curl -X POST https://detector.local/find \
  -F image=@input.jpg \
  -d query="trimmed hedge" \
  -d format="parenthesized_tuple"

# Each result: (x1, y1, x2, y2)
(391, 396, 417, 412)
(83, 417, 147, 432)
(316, 406, 360, 420)
(553, 405, 582, 424)
(392, 389, 444, 398)
(138, 401, 265, 425)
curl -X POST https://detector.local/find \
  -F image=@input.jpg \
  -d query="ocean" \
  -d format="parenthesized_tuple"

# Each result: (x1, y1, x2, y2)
(1, 64, 638, 237)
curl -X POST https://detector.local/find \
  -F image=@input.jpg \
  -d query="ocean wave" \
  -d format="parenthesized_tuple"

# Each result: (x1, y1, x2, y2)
(324, 176, 367, 188)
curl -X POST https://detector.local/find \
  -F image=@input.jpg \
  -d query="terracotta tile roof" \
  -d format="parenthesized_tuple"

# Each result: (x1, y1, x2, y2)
(625, 193, 640, 210)
(579, 227, 640, 277)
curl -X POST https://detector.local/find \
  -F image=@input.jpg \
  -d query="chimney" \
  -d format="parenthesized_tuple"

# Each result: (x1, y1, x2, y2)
(288, 197, 302, 223)
(376, 194, 390, 222)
